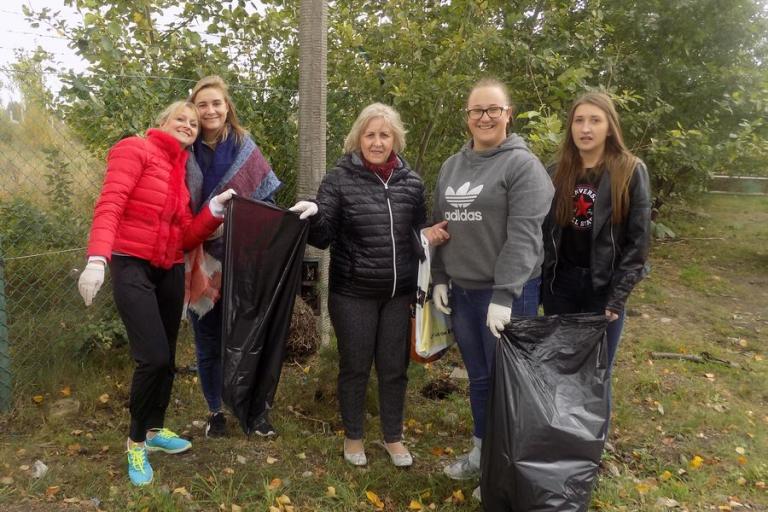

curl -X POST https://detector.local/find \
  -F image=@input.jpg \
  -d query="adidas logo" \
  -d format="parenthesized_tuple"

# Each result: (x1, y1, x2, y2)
(445, 182, 483, 208)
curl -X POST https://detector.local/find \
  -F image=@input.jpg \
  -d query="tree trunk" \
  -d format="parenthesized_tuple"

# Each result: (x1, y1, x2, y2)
(299, 0, 330, 344)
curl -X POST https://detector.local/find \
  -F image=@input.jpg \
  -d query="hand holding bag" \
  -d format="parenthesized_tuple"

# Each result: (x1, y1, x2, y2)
(410, 233, 454, 363)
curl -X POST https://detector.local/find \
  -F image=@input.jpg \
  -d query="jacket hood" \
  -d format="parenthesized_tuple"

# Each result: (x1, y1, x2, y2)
(460, 133, 531, 162)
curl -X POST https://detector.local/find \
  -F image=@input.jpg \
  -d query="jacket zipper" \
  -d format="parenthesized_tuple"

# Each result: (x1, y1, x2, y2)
(377, 175, 397, 298)
(550, 225, 558, 295)
(609, 224, 616, 274)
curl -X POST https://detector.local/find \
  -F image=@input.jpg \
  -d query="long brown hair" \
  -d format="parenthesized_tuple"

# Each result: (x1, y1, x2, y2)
(187, 75, 246, 144)
(552, 91, 638, 225)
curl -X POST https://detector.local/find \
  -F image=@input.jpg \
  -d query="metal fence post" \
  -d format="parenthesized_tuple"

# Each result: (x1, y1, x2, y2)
(0, 256, 11, 413)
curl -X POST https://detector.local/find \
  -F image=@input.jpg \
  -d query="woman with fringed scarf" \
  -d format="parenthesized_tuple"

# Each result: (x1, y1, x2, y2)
(185, 75, 282, 439)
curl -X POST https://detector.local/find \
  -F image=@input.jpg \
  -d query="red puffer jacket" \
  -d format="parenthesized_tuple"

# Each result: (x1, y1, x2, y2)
(86, 129, 221, 269)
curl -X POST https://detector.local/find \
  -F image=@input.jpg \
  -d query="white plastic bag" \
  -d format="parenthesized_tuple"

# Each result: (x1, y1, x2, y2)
(412, 233, 453, 360)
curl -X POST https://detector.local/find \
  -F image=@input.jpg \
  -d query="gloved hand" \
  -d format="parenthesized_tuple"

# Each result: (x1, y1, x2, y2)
(209, 188, 237, 217)
(289, 200, 319, 220)
(486, 302, 511, 338)
(78, 259, 106, 306)
(433, 284, 451, 315)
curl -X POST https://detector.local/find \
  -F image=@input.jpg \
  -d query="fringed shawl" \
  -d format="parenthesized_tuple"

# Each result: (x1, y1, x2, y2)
(184, 134, 282, 316)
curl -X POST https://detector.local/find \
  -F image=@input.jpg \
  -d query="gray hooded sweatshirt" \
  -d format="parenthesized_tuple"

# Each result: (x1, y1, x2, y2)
(432, 134, 554, 307)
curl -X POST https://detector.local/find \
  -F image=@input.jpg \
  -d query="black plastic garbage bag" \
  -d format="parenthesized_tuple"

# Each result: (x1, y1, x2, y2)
(481, 314, 609, 512)
(221, 196, 308, 435)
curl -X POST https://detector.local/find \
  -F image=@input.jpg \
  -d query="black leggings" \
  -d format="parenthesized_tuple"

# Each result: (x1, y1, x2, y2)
(110, 256, 184, 442)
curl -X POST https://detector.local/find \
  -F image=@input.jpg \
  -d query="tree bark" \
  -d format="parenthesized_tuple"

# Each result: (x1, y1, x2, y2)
(299, 0, 330, 344)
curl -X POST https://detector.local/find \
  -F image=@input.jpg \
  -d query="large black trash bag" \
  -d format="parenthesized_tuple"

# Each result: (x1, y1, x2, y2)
(220, 196, 309, 435)
(481, 314, 609, 512)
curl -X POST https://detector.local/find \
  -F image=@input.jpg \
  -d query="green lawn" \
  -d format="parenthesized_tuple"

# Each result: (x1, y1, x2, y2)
(1, 193, 767, 511)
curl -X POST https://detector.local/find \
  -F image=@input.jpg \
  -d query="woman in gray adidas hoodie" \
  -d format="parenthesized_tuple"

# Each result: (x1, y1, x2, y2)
(424, 78, 553, 494)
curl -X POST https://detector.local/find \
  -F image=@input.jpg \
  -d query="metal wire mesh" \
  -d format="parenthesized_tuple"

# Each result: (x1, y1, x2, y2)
(0, 68, 301, 410)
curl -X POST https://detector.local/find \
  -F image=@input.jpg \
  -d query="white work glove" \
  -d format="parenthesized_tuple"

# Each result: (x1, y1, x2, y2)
(432, 284, 451, 315)
(78, 258, 106, 306)
(209, 188, 237, 218)
(289, 200, 318, 220)
(486, 302, 512, 338)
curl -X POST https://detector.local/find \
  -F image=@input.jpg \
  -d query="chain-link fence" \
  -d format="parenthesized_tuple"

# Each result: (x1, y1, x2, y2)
(0, 68, 303, 411)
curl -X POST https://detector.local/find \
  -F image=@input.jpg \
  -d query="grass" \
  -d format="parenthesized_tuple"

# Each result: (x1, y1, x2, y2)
(1, 193, 767, 511)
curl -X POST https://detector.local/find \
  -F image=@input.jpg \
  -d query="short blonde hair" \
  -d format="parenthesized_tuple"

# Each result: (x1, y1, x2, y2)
(188, 75, 246, 144)
(155, 101, 197, 127)
(343, 103, 406, 154)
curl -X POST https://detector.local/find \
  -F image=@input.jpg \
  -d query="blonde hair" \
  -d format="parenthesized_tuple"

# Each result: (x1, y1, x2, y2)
(188, 75, 246, 144)
(155, 101, 197, 128)
(343, 103, 406, 154)
(552, 91, 639, 225)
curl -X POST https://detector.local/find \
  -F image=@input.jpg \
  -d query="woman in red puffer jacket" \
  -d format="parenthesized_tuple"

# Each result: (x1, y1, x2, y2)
(77, 101, 235, 487)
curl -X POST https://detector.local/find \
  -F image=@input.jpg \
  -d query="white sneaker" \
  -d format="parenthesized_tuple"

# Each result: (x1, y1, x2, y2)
(443, 453, 480, 480)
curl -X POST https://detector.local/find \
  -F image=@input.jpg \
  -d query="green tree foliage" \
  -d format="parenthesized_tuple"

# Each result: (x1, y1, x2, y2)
(23, 0, 768, 207)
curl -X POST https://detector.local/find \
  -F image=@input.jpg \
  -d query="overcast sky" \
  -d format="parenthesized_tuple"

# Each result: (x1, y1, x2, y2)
(0, 0, 86, 102)
(0, 1, 86, 70)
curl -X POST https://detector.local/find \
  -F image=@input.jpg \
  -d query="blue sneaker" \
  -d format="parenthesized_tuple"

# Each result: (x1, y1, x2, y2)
(126, 446, 153, 486)
(145, 428, 192, 454)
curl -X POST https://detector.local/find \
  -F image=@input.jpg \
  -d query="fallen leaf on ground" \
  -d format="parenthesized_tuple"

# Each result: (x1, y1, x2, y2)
(276, 494, 291, 505)
(660, 470, 673, 481)
(635, 481, 652, 494)
(268, 478, 282, 490)
(451, 489, 465, 504)
(326, 486, 336, 498)
(32, 395, 44, 404)
(60, 386, 71, 397)
(655, 497, 680, 508)
(266, 456, 278, 464)
(98, 393, 110, 404)
(173, 487, 191, 498)
(223, 467, 234, 475)
(45, 485, 61, 497)
(408, 499, 423, 510)
(690, 455, 704, 469)
(366, 490, 384, 509)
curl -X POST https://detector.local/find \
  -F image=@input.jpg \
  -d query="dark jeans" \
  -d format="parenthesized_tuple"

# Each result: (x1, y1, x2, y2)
(329, 292, 411, 443)
(189, 300, 223, 413)
(542, 264, 625, 367)
(110, 256, 184, 442)
(450, 277, 541, 440)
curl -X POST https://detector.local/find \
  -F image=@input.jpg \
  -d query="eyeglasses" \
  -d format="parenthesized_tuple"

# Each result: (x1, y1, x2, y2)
(465, 106, 509, 120)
